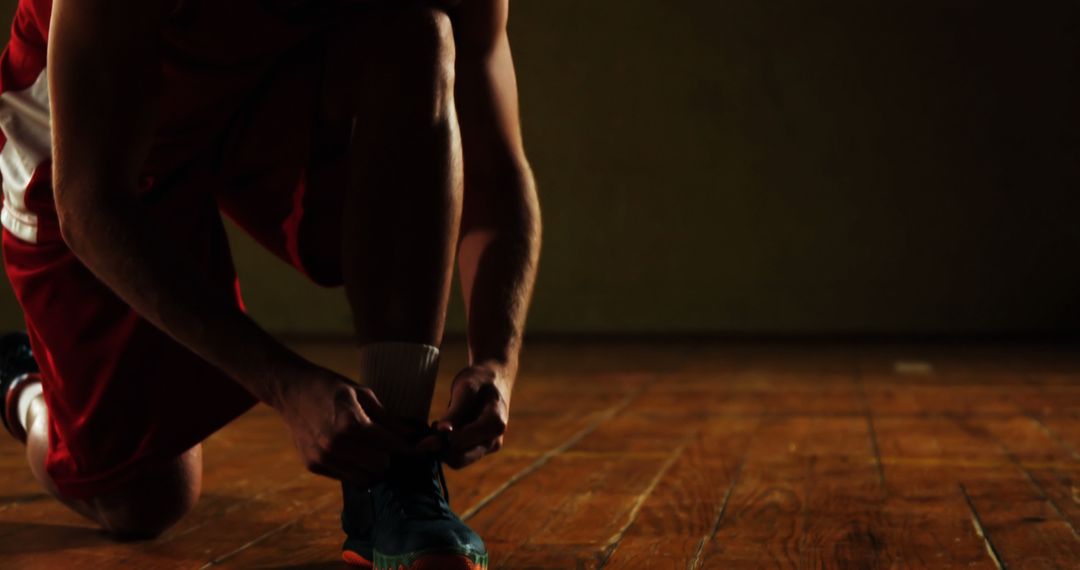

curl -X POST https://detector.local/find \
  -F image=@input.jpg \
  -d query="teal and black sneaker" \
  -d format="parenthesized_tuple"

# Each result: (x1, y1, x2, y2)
(0, 332, 38, 443)
(341, 480, 375, 567)
(369, 455, 488, 570)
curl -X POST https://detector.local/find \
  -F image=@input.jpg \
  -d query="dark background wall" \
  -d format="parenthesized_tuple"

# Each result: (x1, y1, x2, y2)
(0, 1, 1078, 336)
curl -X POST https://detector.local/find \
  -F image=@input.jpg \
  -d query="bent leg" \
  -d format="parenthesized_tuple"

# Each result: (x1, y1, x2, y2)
(214, 2, 462, 358)
(2, 158, 254, 538)
(335, 2, 462, 349)
(330, 3, 463, 426)
(24, 391, 201, 539)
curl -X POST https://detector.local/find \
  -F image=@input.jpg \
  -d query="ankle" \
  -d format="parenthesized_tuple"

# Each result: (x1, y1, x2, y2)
(359, 342, 440, 423)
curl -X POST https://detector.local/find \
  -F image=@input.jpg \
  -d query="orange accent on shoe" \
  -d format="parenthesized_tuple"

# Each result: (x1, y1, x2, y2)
(342, 549, 373, 568)
(410, 554, 482, 570)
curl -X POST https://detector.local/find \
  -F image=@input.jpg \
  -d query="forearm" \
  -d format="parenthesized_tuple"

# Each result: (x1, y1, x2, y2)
(47, 0, 314, 407)
(457, 164, 540, 378)
(452, 4, 540, 380)
(60, 195, 307, 406)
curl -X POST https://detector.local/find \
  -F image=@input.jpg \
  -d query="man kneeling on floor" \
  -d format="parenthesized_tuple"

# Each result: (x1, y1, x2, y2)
(0, 0, 540, 567)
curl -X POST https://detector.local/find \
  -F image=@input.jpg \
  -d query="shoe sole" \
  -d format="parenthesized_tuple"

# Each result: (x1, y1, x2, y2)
(373, 549, 488, 570)
(342, 549, 373, 568)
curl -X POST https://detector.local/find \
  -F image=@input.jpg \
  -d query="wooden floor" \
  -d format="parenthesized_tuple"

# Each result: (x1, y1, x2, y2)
(2, 340, 1080, 568)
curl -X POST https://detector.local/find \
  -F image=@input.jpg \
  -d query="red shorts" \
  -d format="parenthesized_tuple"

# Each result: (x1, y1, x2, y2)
(1, 0, 353, 498)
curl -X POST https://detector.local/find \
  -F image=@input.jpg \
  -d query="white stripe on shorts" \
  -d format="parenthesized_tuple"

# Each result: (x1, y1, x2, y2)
(0, 68, 52, 244)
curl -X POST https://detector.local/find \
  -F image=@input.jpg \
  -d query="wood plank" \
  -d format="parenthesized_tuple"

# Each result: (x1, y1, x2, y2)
(976, 416, 1080, 529)
(600, 417, 758, 569)
(875, 413, 1080, 568)
(0, 419, 335, 568)
(699, 415, 896, 568)
(3, 341, 1080, 567)
(950, 416, 1080, 568)
(466, 454, 671, 568)
(210, 376, 645, 567)
(1039, 416, 1080, 456)
(872, 415, 1013, 569)
(198, 376, 644, 567)
(0, 421, 302, 567)
(622, 376, 862, 419)
(863, 382, 1031, 417)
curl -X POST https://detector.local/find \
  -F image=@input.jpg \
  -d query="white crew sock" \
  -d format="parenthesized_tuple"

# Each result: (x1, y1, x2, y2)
(15, 377, 42, 434)
(359, 342, 440, 423)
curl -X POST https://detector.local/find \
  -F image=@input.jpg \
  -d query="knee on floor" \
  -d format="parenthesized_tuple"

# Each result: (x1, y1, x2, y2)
(92, 447, 202, 540)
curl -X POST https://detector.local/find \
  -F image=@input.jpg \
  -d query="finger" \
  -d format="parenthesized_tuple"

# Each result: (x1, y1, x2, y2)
(444, 444, 490, 470)
(448, 406, 505, 454)
(437, 396, 473, 431)
(444, 435, 502, 469)
(438, 375, 485, 428)
(416, 428, 451, 454)
(352, 387, 411, 433)
(347, 389, 416, 455)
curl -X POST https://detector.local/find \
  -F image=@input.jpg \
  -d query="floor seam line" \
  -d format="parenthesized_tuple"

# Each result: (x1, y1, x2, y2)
(595, 439, 689, 569)
(199, 493, 339, 567)
(854, 366, 887, 489)
(1026, 413, 1080, 462)
(950, 415, 1080, 544)
(1013, 462, 1080, 543)
(959, 483, 1006, 570)
(159, 468, 315, 545)
(969, 416, 1080, 543)
(461, 379, 654, 521)
(688, 454, 746, 570)
(201, 519, 301, 569)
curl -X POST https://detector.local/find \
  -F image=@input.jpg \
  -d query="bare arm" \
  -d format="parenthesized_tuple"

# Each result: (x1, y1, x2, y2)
(49, 0, 408, 483)
(454, 0, 540, 378)
(49, 0, 301, 404)
(432, 0, 541, 467)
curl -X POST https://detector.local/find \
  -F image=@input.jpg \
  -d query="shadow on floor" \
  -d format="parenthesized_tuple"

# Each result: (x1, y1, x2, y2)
(0, 520, 109, 554)
(0, 492, 49, 507)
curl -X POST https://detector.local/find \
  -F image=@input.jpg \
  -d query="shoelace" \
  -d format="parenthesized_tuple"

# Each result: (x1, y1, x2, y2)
(436, 460, 450, 504)
(376, 456, 453, 520)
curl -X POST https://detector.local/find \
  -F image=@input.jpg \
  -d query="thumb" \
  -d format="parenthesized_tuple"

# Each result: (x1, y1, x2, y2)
(420, 396, 467, 454)
(437, 383, 477, 431)
(353, 386, 410, 435)
(426, 383, 476, 451)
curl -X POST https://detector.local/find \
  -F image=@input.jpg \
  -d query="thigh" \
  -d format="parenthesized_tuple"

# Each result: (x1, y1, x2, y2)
(2, 171, 256, 500)
(214, 24, 350, 288)
(214, 2, 419, 288)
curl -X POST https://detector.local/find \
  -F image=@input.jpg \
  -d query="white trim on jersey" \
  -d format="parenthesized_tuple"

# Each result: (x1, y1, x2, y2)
(0, 69, 52, 244)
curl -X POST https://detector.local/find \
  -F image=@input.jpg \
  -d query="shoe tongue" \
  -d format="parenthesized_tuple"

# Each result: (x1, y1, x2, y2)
(389, 453, 440, 485)
(378, 454, 449, 519)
